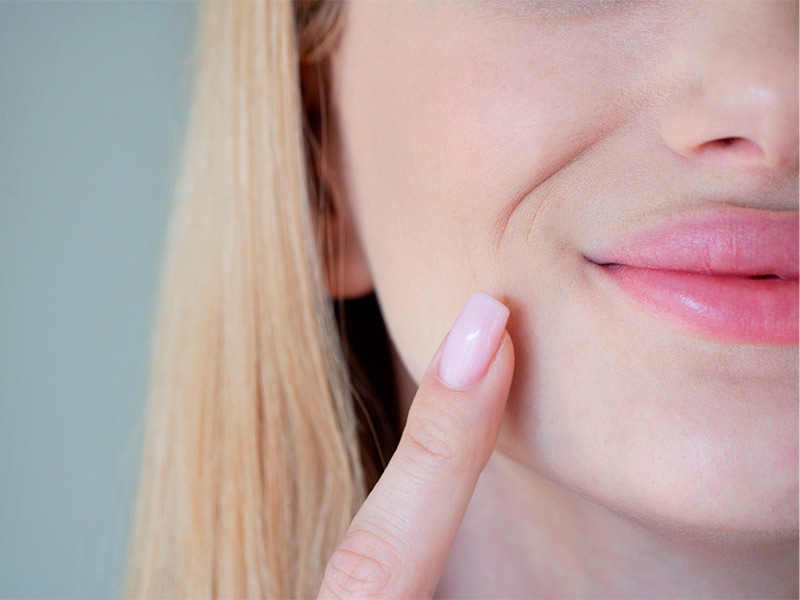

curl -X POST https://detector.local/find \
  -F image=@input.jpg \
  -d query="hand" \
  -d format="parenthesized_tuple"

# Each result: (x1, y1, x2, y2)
(318, 292, 515, 599)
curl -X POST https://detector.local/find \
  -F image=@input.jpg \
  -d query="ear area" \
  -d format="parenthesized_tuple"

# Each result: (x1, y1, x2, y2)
(301, 61, 374, 301)
(316, 193, 375, 301)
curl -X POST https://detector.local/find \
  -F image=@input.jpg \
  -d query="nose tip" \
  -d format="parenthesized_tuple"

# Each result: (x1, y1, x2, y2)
(658, 1, 798, 174)
(660, 80, 799, 171)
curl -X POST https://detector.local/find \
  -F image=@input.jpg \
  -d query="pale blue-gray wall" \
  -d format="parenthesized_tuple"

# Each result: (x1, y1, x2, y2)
(0, 2, 197, 597)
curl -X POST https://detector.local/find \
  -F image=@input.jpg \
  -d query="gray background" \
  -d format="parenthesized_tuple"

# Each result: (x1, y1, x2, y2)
(1, 2, 197, 597)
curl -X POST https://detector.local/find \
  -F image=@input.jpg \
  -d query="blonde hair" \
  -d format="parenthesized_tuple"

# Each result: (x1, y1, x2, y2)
(124, 2, 394, 597)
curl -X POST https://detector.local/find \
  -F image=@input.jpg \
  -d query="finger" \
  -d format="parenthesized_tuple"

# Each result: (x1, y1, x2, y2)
(319, 292, 515, 599)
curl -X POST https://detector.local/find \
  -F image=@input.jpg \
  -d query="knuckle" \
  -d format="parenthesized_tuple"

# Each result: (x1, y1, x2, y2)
(401, 405, 471, 468)
(321, 527, 402, 599)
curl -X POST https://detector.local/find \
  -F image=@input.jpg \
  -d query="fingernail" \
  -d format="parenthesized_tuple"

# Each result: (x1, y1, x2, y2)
(439, 292, 510, 390)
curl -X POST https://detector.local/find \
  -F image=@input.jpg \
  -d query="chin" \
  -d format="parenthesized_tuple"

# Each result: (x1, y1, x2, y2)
(603, 442, 799, 539)
(498, 262, 798, 542)
(498, 382, 799, 541)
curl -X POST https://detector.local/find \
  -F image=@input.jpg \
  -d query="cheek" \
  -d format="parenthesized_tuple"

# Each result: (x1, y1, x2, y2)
(332, 3, 645, 381)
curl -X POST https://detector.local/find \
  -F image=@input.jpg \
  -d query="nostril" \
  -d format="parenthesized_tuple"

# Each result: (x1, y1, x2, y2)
(694, 136, 765, 161)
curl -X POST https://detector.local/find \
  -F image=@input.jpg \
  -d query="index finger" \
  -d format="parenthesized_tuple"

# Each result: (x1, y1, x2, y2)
(319, 292, 515, 599)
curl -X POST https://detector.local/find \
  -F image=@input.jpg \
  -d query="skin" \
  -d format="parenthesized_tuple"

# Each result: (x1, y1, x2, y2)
(316, 1, 799, 597)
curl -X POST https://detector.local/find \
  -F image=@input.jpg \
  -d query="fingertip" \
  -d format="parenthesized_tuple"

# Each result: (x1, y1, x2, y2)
(438, 293, 510, 390)
(495, 329, 515, 379)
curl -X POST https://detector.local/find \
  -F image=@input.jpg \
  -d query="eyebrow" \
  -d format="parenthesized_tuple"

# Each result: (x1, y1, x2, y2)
(478, 0, 638, 20)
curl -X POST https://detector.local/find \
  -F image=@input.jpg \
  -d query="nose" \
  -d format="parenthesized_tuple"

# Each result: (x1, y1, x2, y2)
(658, 1, 798, 171)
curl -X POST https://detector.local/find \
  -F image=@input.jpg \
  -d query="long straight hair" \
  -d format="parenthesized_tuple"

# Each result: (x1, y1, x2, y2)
(123, 2, 395, 597)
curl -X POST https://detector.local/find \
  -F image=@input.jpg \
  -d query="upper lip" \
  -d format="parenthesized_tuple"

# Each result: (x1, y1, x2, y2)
(585, 208, 799, 280)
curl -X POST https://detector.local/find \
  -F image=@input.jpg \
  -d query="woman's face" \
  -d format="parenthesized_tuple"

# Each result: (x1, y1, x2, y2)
(328, 0, 799, 535)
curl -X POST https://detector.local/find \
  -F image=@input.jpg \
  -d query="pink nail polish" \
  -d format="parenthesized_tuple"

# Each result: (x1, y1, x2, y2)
(439, 292, 510, 390)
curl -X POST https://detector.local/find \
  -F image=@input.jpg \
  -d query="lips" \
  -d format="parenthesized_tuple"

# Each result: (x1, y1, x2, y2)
(587, 209, 799, 345)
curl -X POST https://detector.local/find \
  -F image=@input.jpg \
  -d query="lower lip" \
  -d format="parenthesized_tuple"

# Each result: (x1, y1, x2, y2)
(598, 264, 799, 345)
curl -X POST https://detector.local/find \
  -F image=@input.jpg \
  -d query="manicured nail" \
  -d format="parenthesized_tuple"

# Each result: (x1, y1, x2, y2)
(439, 292, 510, 390)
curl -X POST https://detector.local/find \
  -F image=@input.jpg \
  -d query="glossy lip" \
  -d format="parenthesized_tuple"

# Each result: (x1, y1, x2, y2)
(586, 208, 799, 345)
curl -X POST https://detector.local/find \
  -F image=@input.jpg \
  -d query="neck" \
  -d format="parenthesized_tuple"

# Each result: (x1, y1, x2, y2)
(436, 452, 798, 599)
